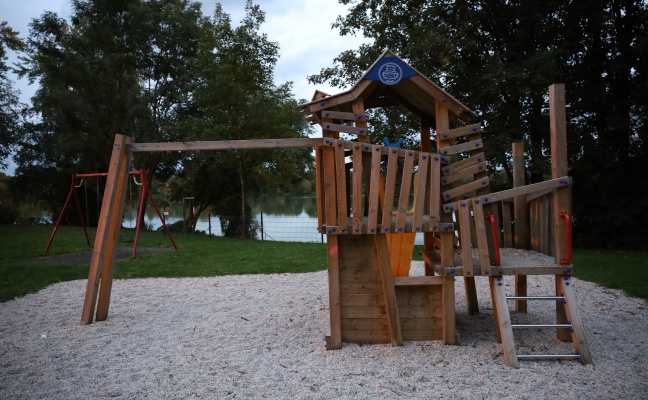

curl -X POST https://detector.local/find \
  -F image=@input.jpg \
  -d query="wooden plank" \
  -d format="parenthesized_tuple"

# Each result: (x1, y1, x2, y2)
(315, 145, 324, 230)
(502, 202, 513, 248)
(442, 162, 487, 186)
(442, 276, 457, 344)
(340, 282, 385, 295)
(341, 318, 389, 331)
(321, 110, 365, 122)
(495, 266, 573, 275)
(81, 134, 130, 325)
(457, 200, 475, 276)
(429, 155, 441, 220)
(381, 149, 399, 233)
(412, 153, 429, 232)
(342, 330, 390, 344)
(352, 144, 364, 234)
(335, 142, 348, 232)
(375, 234, 403, 346)
(393, 276, 444, 286)
(395, 293, 442, 307)
(128, 138, 320, 152)
(472, 201, 492, 272)
(438, 123, 481, 140)
(560, 275, 593, 364)
(441, 153, 486, 175)
(512, 141, 529, 249)
(515, 275, 527, 313)
(339, 268, 381, 283)
(526, 188, 553, 203)
(473, 177, 572, 205)
(398, 305, 443, 319)
(327, 236, 342, 349)
(463, 277, 479, 315)
(550, 84, 571, 266)
(395, 284, 441, 295)
(490, 276, 520, 368)
(556, 275, 571, 342)
(340, 294, 383, 307)
(367, 145, 382, 233)
(438, 138, 483, 156)
(341, 306, 386, 319)
(395, 151, 415, 231)
(442, 177, 490, 201)
(95, 135, 133, 322)
(321, 122, 369, 136)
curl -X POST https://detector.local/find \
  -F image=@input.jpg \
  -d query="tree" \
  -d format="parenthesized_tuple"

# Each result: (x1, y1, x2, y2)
(310, 0, 648, 249)
(15, 0, 203, 224)
(171, 1, 314, 236)
(0, 22, 26, 170)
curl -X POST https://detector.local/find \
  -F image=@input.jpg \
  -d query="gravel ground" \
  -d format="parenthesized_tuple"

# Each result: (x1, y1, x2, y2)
(1, 259, 647, 399)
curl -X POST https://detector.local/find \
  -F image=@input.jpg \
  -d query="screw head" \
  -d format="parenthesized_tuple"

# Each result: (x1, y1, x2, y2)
(354, 145, 359, 149)
(443, 133, 448, 138)
(475, 142, 480, 147)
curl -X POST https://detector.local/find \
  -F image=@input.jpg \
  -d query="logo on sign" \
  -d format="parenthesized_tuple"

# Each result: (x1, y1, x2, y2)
(378, 62, 403, 85)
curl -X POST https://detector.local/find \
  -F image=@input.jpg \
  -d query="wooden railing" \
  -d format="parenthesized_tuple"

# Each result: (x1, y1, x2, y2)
(315, 139, 453, 235)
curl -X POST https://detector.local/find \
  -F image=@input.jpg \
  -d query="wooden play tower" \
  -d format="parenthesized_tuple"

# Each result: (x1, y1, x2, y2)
(80, 50, 591, 368)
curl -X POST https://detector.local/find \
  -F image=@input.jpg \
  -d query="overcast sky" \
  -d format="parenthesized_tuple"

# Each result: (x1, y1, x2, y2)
(1, 0, 369, 104)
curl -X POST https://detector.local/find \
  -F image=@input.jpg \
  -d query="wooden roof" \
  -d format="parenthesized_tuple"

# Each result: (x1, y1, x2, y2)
(301, 49, 477, 126)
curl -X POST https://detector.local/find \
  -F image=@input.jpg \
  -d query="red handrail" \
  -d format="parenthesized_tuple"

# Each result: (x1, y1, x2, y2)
(486, 213, 501, 266)
(559, 211, 572, 265)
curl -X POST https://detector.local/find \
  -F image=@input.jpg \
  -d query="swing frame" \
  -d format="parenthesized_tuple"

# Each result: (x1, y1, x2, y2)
(45, 169, 178, 257)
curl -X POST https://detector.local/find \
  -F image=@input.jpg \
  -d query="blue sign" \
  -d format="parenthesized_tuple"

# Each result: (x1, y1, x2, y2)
(365, 57, 417, 85)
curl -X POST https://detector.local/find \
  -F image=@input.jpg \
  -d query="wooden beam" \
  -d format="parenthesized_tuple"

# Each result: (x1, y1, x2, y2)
(381, 149, 399, 233)
(438, 124, 481, 140)
(559, 276, 593, 364)
(352, 143, 363, 234)
(320, 110, 365, 122)
(512, 141, 529, 249)
(81, 134, 131, 325)
(395, 151, 415, 231)
(95, 136, 133, 321)
(438, 138, 483, 156)
(490, 276, 520, 368)
(470, 177, 572, 206)
(550, 84, 571, 265)
(128, 138, 321, 152)
(327, 236, 342, 349)
(375, 234, 403, 346)
(367, 146, 382, 233)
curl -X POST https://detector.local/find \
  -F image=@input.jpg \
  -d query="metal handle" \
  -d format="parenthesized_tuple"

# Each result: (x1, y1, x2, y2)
(486, 213, 501, 266)
(559, 211, 572, 265)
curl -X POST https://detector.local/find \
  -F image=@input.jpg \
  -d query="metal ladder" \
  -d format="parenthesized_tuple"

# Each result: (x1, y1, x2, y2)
(489, 275, 593, 368)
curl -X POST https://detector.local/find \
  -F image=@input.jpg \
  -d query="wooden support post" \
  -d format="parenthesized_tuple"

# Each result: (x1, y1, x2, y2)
(550, 84, 572, 341)
(559, 276, 593, 365)
(421, 117, 436, 275)
(512, 140, 528, 313)
(490, 276, 520, 368)
(375, 234, 403, 346)
(327, 235, 342, 349)
(458, 201, 479, 314)
(81, 134, 132, 325)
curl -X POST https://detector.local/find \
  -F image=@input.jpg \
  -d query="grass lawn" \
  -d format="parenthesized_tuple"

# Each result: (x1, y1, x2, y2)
(1, 224, 646, 302)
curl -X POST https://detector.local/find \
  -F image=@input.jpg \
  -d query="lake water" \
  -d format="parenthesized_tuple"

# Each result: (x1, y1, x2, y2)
(26, 195, 425, 244)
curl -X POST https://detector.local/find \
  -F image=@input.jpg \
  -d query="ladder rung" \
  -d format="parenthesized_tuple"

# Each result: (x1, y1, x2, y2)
(506, 296, 564, 301)
(517, 354, 580, 360)
(512, 324, 572, 329)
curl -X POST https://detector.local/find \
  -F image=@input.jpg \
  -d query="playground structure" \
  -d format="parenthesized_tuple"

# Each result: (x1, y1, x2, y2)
(79, 50, 591, 368)
(46, 170, 177, 257)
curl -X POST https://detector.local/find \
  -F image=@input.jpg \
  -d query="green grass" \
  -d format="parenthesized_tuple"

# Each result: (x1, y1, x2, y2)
(572, 250, 648, 300)
(0, 224, 326, 302)
(1, 225, 647, 303)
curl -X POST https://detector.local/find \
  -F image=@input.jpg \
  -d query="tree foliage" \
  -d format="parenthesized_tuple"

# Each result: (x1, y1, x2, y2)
(170, 1, 314, 236)
(0, 22, 26, 169)
(310, 0, 648, 249)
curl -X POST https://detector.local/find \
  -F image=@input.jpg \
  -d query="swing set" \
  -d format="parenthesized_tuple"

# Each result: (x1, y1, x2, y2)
(45, 169, 177, 257)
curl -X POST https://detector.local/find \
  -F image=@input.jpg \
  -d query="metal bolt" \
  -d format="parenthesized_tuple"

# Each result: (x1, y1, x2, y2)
(392, 149, 397, 153)
(354, 145, 359, 149)
(408, 151, 413, 156)
(485, 270, 489, 274)
(475, 142, 480, 147)
(443, 133, 448, 138)
(359, 129, 364, 134)
(365, 145, 369, 150)
(473, 126, 477, 131)
(461, 202, 466, 207)
(481, 180, 487, 185)
(497, 277, 502, 281)
(445, 193, 450, 198)
(320, 101, 325, 106)
(398, 227, 403, 231)
(357, 115, 363, 120)
(416, 226, 420, 231)
(443, 150, 448, 154)
(475, 199, 480, 204)
(498, 282, 502, 286)
(354, 228, 359, 232)
(422, 155, 427, 160)
(499, 269, 503, 274)
(384, 227, 390, 231)
(433, 225, 437, 230)
(478, 157, 482, 161)
(445, 168, 450, 173)
(370, 228, 375, 232)
(326, 124, 330, 129)
(337, 141, 342, 147)
(442, 97, 447, 102)
(566, 281, 570, 285)
(443, 178, 447, 183)
(324, 112, 329, 117)
(478, 165, 483, 170)
(375, 147, 380, 151)
(484, 197, 489, 202)
(341, 228, 346, 232)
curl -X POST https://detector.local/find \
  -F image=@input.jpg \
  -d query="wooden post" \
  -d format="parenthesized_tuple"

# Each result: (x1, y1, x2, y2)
(512, 141, 528, 313)
(435, 100, 457, 345)
(549, 83, 572, 341)
(375, 234, 403, 346)
(81, 134, 132, 324)
(327, 235, 342, 349)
